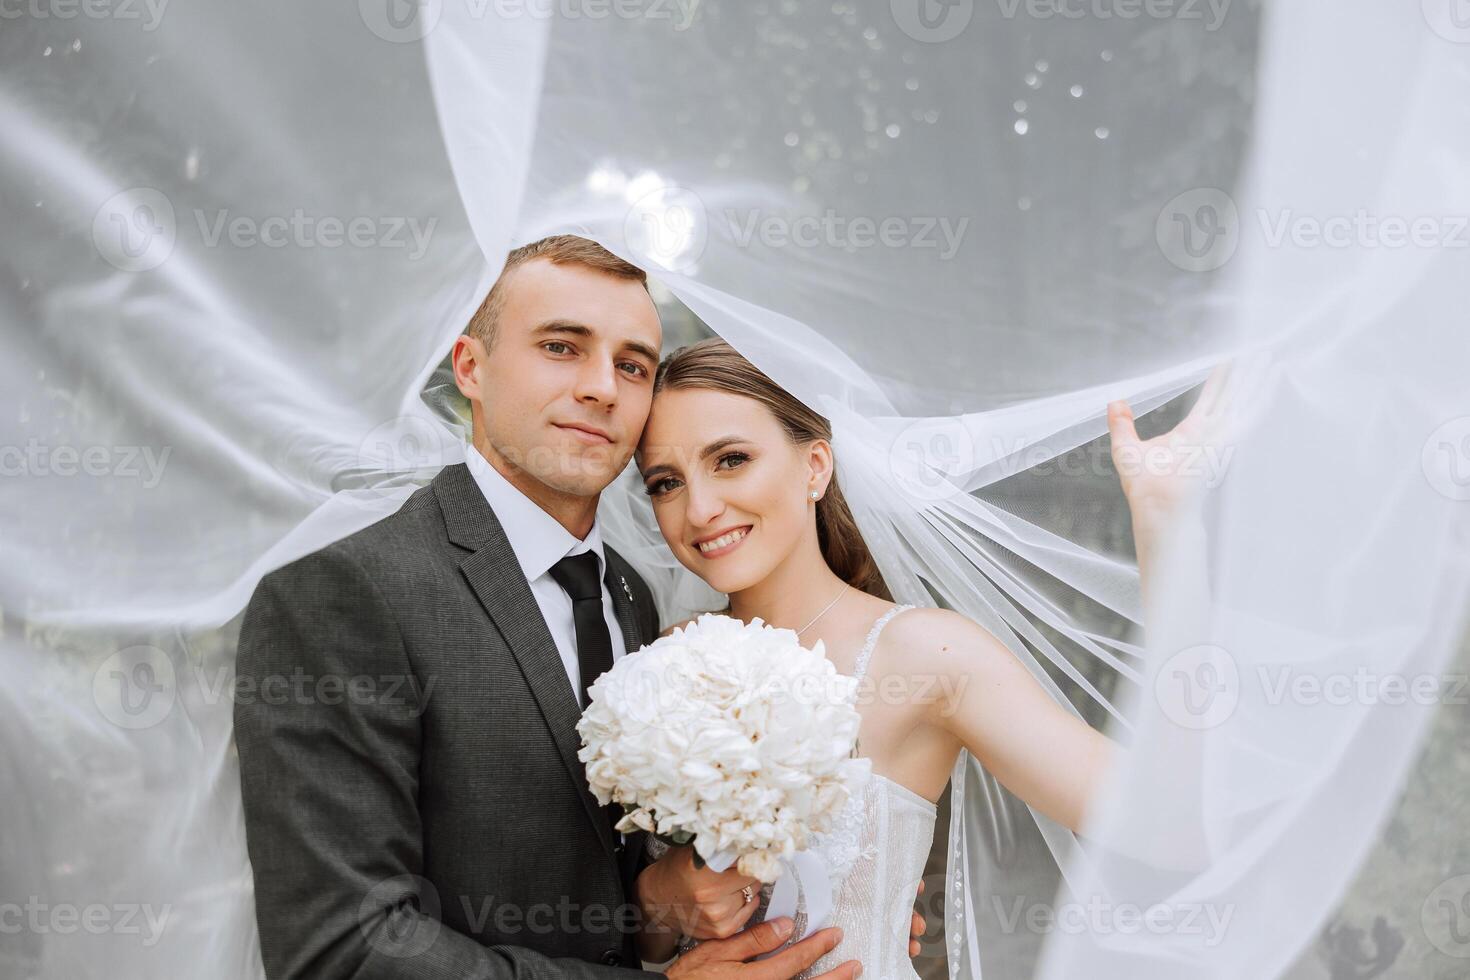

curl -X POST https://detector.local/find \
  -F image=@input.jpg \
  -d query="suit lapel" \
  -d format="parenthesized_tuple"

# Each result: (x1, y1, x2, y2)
(602, 552, 646, 657)
(434, 463, 617, 860)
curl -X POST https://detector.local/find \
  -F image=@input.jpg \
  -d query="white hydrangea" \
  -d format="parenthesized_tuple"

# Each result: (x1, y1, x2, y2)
(576, 612, 871, 883)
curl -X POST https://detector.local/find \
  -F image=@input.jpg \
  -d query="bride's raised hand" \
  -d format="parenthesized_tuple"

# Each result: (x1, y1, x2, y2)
(1106, 361, 1234, 536)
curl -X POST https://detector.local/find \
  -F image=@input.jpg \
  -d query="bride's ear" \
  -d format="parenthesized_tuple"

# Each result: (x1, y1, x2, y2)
(806, 438, 835, 500)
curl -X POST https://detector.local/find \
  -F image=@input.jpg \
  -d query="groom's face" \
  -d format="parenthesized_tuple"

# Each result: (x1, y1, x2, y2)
(458, 258, 662, 498)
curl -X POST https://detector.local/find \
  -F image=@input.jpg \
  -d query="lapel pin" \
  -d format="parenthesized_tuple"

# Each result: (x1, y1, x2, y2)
(621, 576, 634, 603)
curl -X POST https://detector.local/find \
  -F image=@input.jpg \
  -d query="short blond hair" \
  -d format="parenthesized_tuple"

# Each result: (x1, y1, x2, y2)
(466, 235, 648, 349)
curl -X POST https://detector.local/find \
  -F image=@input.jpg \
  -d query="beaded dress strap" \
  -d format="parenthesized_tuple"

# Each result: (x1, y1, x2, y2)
(851, 604, 916, 685)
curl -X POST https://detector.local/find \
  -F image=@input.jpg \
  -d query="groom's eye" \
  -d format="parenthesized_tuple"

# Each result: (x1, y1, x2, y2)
(542, 341, 572, 355)
(618, 360, 650, 378)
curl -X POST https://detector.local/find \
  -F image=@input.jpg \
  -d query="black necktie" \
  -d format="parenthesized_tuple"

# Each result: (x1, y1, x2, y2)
(548, 551, 623, 844)
(547, 551, 615, 712)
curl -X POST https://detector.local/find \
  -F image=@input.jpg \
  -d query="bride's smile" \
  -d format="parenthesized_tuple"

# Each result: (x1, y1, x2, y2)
(692, 524, 752, 557)
(637, 384, 829, 599)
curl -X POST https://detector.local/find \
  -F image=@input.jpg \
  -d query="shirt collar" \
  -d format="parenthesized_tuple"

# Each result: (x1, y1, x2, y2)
(464, 446, 607, 585)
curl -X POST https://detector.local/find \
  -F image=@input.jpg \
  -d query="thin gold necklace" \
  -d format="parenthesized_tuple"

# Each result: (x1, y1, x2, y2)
(796, 583, 850, 636)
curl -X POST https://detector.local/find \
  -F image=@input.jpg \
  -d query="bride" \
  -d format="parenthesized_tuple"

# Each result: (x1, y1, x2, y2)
(631, 338, 1217, 978)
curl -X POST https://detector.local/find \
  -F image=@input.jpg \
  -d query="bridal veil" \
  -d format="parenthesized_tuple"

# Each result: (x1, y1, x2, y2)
(2, 1, 1467, 977)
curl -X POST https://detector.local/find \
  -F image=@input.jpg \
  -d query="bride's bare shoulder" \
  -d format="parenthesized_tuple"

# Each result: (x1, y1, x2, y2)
(883, 605, 1011, 667)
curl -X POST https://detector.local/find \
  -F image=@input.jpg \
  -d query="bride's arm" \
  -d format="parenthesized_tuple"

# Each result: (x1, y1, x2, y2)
(897, 607, 1117, 835)
(906, 596, 1216, 874)
(906, 376, 1227, 853)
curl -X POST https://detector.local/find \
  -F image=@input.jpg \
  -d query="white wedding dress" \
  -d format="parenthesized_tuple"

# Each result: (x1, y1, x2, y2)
(647, 605, 938, 980)
(788, 604, 936, 979)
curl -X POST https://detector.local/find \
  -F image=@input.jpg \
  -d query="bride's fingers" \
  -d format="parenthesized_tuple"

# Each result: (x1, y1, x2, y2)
(1166, 360, 1238, 453)
(708, 867, 761, 891)
(720, 889, 761, 933)
(1186, 359, 1236, 428)
(718, 874, 760, 908)
(730, 893, 761, 932)
(694, 888, 761, 939)
(1106, 400, 1140, 460)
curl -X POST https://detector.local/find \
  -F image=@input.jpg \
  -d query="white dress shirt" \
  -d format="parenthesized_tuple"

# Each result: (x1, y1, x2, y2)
(464, 447, 629, 705)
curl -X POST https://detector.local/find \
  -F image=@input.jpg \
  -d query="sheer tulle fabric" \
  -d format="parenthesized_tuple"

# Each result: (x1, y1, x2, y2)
(2, 2, 1466, 978)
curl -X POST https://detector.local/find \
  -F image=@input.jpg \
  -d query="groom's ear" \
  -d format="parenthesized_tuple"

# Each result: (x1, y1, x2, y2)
(451, 334, 484, 401)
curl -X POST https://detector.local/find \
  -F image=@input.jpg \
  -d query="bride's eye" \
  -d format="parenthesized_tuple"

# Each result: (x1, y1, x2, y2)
(644, 476, 681, 497)
(715, 451, 749, 471)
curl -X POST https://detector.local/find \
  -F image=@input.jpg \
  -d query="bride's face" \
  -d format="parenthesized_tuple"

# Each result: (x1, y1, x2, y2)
(637, 387, 828, 595)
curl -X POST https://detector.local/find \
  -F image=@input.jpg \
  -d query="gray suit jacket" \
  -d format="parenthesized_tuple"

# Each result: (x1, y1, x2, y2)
(235, 462, 665, 980)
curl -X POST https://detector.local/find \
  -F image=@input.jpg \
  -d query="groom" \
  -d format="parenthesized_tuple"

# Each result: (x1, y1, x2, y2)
(234, 236, 863, 980)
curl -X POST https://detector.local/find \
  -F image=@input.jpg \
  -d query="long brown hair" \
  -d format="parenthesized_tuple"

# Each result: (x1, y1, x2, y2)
(653, 338, 892, 601)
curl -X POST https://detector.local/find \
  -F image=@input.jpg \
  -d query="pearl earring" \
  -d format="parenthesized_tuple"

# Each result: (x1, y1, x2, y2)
(810, 490, 820, 501)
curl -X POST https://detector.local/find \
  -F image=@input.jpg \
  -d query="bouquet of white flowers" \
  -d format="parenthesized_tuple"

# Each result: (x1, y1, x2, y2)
(576, 612, 871, 884)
